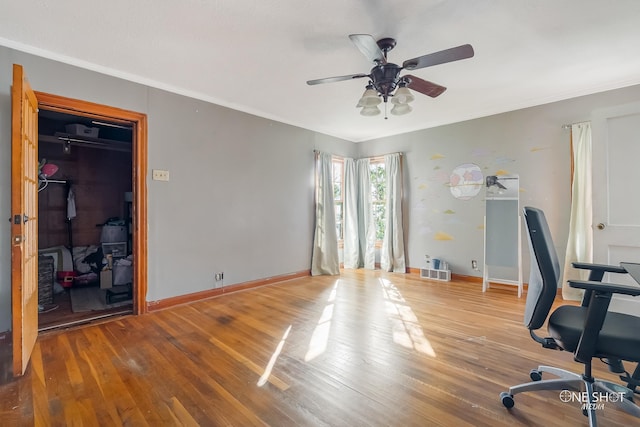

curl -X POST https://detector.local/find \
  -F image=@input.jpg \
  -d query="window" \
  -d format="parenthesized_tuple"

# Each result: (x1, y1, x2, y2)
(369, 159, 386, 242)
(330, 156, 385, 244)
(332, 157, 344, 241)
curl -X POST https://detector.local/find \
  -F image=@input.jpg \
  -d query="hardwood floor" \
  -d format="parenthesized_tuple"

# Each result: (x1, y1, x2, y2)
(38, 285, 133, 332)
(0, 270, 637, 426)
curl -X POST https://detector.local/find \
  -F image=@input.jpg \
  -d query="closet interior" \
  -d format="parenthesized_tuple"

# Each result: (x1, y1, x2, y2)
(37, 110, 134, 331)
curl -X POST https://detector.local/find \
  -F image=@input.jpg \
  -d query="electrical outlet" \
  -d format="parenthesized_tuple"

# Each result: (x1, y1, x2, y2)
(215, 272, 224, 281)
(471, 260, 478, 270)
(152, 169, 170, 181)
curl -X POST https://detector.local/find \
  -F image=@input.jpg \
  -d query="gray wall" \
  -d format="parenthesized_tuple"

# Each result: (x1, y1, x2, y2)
(357, 84, 640, 281)
(3, 44, 640, 333)
(0, 46, 355, 332)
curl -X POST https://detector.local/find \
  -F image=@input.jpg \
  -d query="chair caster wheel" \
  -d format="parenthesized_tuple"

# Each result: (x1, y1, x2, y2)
(529, 369, 542, 381)
(500, 392, 515, 408)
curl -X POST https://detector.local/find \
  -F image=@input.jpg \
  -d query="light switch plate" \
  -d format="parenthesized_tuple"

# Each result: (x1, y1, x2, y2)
(152, 169, 170, 181)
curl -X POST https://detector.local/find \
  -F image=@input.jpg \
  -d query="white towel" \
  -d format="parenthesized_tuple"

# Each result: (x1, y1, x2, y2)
(67, 187, 77, 220)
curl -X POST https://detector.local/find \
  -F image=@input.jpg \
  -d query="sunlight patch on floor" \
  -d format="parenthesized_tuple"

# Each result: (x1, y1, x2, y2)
(379, 278, 436, 357)
(304, 279, 339, 362)
(258, 324, 292, 387)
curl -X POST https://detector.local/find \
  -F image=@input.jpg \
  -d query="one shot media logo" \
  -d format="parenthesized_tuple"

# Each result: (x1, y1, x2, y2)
(559, 390, 626, 411)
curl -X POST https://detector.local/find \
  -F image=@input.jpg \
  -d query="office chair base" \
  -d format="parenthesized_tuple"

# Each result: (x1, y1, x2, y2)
(501, 365, 640, 427)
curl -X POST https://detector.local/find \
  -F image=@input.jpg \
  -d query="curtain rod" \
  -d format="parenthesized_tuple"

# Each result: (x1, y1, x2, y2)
(370, 152, 403, 157)
(562, 121, 590, 129)
(313, 149, 403, 157)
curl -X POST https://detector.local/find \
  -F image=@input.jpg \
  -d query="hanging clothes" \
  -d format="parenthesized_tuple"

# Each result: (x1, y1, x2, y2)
(67, 187, 77, 220)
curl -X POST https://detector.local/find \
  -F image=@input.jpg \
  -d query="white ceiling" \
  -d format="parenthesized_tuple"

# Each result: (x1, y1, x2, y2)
(2, 1, 640, 142)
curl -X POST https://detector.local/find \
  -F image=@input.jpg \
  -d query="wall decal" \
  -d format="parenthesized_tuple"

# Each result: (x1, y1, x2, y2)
(449, 163, 483, 200)
(434, 231, 454, 241)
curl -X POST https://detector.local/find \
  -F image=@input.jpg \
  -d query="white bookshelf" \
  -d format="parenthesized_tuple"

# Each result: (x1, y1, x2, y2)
(420, 268, 451, 282)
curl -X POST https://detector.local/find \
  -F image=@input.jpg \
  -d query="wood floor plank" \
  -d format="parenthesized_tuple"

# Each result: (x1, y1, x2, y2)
(1, 269, 638, 426)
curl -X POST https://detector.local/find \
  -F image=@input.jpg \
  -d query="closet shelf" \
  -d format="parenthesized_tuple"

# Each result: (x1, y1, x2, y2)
(39, 133, 132, 152)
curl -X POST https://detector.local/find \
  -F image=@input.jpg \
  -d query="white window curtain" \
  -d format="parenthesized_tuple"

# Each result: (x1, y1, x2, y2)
(343, 158, 359, 269)
(380, 153, 406, 272)
(562, 122, 593, 300)
(342, 158, 376, 269)
(358, 158, 376, 270)
(311, 151, 340, 276)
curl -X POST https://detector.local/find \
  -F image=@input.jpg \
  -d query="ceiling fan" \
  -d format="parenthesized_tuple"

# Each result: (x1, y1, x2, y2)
(306, 34, 474, 117)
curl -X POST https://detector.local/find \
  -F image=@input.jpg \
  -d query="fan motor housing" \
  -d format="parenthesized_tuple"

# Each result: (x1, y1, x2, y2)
(370, 63, 402, 97)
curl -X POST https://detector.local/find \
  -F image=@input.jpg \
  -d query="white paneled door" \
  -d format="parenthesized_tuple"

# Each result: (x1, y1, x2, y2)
(592, 103, 640, 315)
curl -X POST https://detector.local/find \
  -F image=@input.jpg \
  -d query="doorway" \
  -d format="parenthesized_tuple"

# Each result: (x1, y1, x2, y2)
(32, 92, 148, 331)
(37, 109, 134, 330)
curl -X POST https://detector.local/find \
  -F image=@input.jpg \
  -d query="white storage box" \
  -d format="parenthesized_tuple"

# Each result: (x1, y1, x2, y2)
(101, 225, 127, 243)
(102, 242, 127, 258)
(113, 259, 133, 285)
(65, 123, 99, 138)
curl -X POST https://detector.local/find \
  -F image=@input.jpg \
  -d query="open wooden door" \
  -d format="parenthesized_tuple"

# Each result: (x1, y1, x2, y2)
(11, 64, 40, 376)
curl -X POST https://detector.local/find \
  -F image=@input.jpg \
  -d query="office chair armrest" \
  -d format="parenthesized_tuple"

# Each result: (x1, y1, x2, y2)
(568, 280, 640, 297)
(567, 280, 640, 364)
(571, 262, 627, 281)
(571, 263, 628, 307)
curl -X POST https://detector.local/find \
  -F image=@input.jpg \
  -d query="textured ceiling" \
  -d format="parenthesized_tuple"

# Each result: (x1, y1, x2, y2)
(2, 1, 640, 142)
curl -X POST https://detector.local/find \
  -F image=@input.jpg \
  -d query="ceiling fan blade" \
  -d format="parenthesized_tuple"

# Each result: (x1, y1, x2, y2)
(404, 75, 447, 98)
(349, 34, 386, 65)
(306, 73, 369, 85)
(402, 44, 474, 70)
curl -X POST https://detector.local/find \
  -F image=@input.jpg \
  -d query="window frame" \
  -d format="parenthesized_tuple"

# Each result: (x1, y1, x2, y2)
(369, 156, 386, 247)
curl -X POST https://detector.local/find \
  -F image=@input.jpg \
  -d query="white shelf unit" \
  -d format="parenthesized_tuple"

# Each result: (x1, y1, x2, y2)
(420, 268, 451, 282)
(483, 174, 523, 297)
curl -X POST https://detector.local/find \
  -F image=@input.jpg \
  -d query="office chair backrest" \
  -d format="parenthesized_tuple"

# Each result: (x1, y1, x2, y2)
(523, 207, 561, 330)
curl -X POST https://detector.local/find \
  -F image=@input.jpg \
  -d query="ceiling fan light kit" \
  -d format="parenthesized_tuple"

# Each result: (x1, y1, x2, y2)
(390, 103, 412, 116)
(360, 105, 382, 116)
(307, 34, 474, 119)
(356, 84, 382, 108)
(391, 85, 415, 105)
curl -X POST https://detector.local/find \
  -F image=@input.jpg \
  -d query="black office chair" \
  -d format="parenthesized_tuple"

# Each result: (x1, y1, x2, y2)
(500, 206, 640, 426)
